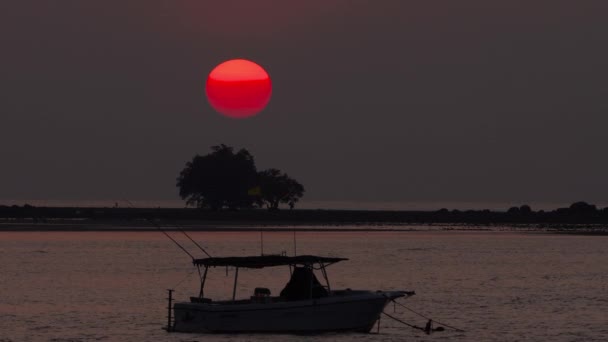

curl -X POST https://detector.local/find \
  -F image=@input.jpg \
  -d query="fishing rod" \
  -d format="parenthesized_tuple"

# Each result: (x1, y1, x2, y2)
(120, 199, 212, 259)
(157, 227, 195, 260)
(179, 228, 212, 258)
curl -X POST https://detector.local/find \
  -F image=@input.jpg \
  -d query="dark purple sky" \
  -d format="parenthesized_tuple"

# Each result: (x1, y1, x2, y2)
(1, 1, 607, 207)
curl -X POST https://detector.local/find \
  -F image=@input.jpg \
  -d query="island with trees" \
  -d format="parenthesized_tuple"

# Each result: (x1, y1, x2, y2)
(0, 145, 607, 234)
(176, 144, 304, 211)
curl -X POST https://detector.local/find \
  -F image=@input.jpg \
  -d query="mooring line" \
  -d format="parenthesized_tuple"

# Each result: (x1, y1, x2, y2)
(381, 312, 425, 332)
(391, 299, 465, 332)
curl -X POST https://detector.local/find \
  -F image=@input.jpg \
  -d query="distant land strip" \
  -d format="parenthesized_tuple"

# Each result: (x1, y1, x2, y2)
(0, 203, 607, 234)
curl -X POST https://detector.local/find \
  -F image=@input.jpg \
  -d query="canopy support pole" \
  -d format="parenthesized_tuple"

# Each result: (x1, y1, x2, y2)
(309, 265, 313, 300)
(320, 263, 331, 294)
(199, 266, 208, 298)
(232, 267, 239, 301)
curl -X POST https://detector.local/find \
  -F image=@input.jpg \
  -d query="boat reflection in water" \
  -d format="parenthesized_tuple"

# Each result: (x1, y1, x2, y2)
(171, 255, 414, 333)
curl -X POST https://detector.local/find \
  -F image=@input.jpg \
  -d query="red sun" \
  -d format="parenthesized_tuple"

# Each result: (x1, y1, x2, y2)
(205, 59, 272, 119)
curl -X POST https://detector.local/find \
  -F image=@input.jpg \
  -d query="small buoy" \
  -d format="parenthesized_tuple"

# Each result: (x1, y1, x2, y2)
(425, 320, 433, 334)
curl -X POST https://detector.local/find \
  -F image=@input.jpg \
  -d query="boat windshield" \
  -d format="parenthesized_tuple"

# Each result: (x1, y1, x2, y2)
(280, 267, 328, 300)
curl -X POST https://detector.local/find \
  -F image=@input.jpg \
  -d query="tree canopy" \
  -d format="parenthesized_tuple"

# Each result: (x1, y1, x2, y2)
(176, 145, 258, 210)
(176, 145, 305, 210)
(256, 168, 305, 210)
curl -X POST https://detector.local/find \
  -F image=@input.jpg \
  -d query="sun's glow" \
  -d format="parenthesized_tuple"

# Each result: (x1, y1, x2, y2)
(206, 59, 272, 118)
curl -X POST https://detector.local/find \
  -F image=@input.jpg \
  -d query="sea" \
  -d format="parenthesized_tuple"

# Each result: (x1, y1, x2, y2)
(1, 230, 606, 341)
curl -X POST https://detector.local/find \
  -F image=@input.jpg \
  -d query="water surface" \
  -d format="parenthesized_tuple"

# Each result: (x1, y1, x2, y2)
(1, 230, 606, 341)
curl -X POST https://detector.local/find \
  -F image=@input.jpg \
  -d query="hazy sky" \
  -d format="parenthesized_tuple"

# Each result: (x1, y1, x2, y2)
(1, 1, 607, 207)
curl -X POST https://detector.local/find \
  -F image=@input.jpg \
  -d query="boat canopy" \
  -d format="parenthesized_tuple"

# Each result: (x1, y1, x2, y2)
(193, 255, 348, 268)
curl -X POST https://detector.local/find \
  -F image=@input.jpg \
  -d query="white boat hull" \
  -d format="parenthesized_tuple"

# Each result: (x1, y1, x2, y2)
(172, 290, 405, 333)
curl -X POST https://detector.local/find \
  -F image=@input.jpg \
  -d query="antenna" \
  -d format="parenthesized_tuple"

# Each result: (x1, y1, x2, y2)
(260, 230, 264, 256)
(293, 229, 297, 256)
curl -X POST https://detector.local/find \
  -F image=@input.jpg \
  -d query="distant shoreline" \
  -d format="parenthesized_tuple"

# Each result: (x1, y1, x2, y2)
(0, 205, 607, 235)
(1, 224, 607, 235)
(0, 214, 607, 237)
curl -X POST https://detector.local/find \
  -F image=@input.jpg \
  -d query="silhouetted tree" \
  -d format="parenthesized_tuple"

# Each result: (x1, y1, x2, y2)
(256, 168, 305, 210)
(176, 145, 258, 210)
(507, 206, 520, 214)
(519, 205, 532, 215)
(568, 201, 597, 214)
(508, 205, 532, 215)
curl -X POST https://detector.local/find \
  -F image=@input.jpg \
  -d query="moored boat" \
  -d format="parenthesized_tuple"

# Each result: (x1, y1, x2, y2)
(170, 255, 414, 333)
